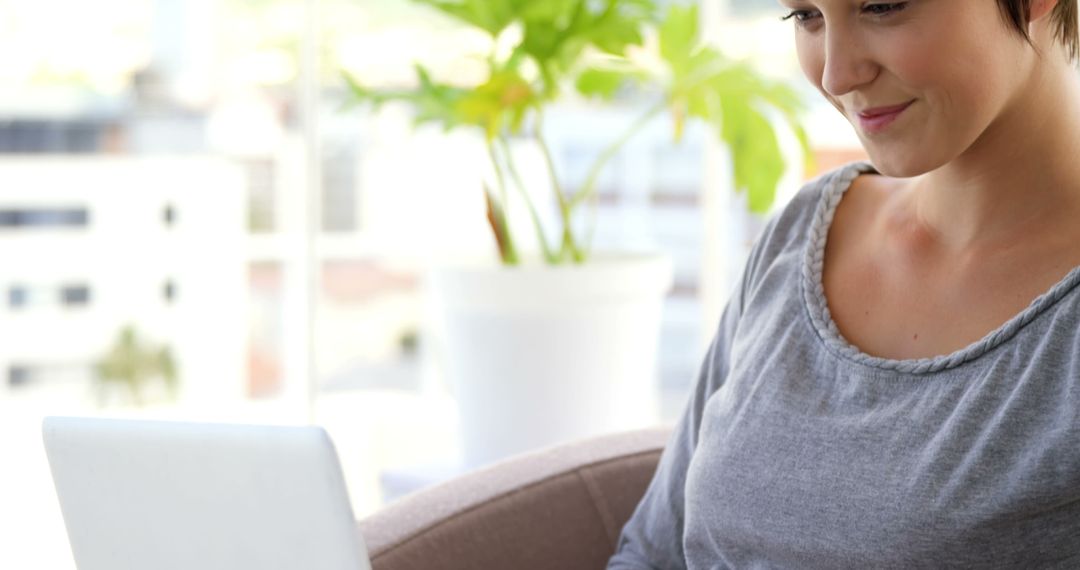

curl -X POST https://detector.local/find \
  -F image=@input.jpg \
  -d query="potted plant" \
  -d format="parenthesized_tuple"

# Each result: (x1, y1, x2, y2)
(346, 0, 811, 468)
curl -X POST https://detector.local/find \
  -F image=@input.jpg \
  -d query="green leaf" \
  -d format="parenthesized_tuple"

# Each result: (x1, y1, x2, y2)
(666, 55, 813, 210)
(410, 64, 472, 129)
(658, 3, 698, 76)
(717, 95, 785, 213)
(587, 17, 644, 55)
(756, 82, 815, 175)
(342, 67, 473, 132)
(513, 0, 655, 96)
(519, 0, 579, 27)
(342, 71, 397, 108)
(575, 67, 641, 99)
(583, 0, 657, 55)
(521, 21, 564, 63)
(516, 0, 583, 69)
(414, 0, 518, 36)
(455, 68, 537, 139)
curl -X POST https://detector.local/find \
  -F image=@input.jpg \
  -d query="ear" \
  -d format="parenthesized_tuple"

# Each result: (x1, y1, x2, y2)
(1029, 0, 1059, 22)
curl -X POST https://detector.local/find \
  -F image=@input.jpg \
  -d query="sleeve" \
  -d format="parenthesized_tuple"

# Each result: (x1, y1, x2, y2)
(605, 271, 746, 569)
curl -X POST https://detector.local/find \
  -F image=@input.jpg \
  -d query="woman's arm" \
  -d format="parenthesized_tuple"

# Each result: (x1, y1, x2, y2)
(606, 168, 832, 568)
(606, 289, 743, 569)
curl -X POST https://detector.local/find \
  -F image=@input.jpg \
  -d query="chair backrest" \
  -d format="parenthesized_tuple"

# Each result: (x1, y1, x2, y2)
(358, 427, 671, 570)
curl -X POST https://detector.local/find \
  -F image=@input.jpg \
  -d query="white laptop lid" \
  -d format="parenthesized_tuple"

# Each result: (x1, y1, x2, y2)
(42, 417, 371, 570)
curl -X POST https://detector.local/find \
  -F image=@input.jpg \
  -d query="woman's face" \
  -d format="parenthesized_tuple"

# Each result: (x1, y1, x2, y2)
(779, 0, 1034, 177)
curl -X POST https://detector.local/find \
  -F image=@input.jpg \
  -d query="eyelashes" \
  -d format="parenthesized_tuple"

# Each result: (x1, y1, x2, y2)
(864, 2, 909, 16)
(780, 10, 818, 25)
(780, 2, 909, 28)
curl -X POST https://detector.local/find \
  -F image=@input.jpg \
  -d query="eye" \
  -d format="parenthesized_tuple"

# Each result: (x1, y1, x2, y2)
(780, 9, 821, 27)
(780, 2, 908, 29)
(864, 2, 908, 17)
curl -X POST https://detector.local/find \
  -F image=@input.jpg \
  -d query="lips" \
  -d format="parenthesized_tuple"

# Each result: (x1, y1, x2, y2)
(857, 100, 915, 118)
(854, 100, 915, 134)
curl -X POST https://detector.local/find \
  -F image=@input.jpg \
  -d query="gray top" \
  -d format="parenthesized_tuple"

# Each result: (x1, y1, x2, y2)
(608, 161, 1080, 569)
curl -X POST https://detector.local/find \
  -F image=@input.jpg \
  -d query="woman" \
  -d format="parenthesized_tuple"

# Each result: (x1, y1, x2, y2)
(608, 0, 1080, 567)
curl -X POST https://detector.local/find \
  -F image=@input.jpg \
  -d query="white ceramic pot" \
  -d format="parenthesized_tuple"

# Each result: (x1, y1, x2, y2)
(427, 252, 674, 469)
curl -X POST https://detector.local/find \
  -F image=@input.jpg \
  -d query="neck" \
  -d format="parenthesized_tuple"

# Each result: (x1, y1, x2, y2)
(911, 59, 1080, 251)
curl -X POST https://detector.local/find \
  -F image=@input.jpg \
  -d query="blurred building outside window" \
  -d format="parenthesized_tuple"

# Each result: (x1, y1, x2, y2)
(0, 1, 866, 568)
(59, 285, 91, 307)
(0, 207, 90, 228)
(8, 285, 29, 308)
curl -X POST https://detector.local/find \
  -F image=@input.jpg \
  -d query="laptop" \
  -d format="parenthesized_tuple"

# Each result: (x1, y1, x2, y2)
(42, 416, 373, 570)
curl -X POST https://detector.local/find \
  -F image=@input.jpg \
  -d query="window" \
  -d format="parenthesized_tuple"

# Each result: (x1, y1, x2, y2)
(0, 208, 89, 229)
(7, 284, 90, 308)
(60, 285, 91, 307)
(0, 3, 818, 568)
(5, 363, 89, 388)
(245, 159, 276, 233)
(0, 119, 113, 153)
(8, 286, 27, 308)
(8, 366, 30, 387)
(322, 142, 358, 232)
(163, 280, 176, 303)
(651, 142, 704, 202)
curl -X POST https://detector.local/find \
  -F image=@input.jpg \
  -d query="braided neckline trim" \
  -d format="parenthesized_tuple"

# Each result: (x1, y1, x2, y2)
(801, 161, 1080, 375)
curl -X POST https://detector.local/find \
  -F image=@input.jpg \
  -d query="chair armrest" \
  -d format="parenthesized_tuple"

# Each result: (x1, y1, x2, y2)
(357, 426, 672, 570)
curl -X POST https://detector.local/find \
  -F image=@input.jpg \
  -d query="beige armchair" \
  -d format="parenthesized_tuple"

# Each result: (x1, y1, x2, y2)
(357, 427, 671, 570)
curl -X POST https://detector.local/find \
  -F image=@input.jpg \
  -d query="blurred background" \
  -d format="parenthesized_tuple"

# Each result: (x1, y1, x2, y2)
(0, 0, 864, 567)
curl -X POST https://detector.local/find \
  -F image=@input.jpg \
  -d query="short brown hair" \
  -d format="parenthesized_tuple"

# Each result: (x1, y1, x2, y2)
(997, 0, 1080, 60)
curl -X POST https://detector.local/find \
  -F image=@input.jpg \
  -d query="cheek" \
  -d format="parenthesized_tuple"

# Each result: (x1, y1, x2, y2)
(893, 8, 1026, 112)
(900, 31, 1012, 122)
(886, 24, 975, 96)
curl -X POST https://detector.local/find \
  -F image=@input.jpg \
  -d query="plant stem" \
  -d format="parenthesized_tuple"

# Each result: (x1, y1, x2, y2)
(488, 139, 510, 214)
(571, 101, 665, 213)
(534, 111, 584, 263)
(487, 140, 519, 264)
(498, 136, 557, 263)
(585, 167, 600, 253)
(533, 111, 569, 213)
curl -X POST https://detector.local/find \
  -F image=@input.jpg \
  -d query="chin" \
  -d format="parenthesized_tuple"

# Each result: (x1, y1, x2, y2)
(861, 143, 941, 179)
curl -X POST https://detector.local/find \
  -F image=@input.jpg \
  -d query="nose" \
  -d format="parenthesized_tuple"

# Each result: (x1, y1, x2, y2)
(821, 28, 878, 97)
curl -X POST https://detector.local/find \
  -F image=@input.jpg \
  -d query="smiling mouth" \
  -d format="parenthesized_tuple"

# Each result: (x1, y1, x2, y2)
(857, 100, 916, 118)
(854, 100, 915, 134)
